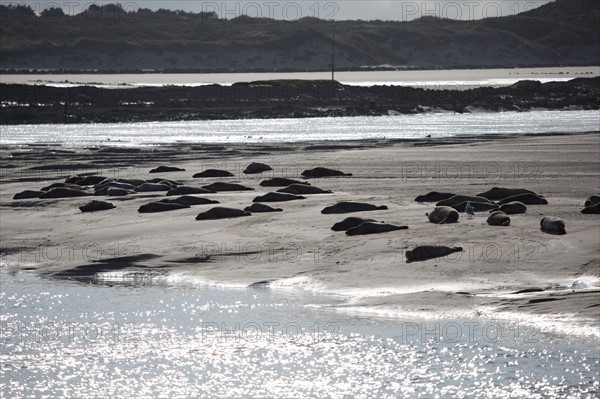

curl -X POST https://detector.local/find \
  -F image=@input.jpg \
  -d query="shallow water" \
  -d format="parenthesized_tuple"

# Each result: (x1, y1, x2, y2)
(3, 66, 599, 88)
(1, 267, 598, 398)
(2, 110, 599, 147)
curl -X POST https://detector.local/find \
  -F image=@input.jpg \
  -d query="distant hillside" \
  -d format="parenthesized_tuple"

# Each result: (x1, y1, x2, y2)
(1, 0, 598, 72)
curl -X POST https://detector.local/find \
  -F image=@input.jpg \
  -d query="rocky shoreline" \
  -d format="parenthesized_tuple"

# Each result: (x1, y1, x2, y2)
(1, 77, 599, 125)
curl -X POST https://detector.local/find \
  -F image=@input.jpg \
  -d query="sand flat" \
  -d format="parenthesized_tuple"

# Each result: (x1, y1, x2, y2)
(1, 132, 599, 332)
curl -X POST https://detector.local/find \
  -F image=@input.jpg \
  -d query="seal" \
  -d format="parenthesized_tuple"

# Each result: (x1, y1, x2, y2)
(39, 188, 92, 199)
(487, 210, 511, 226)
(497, 194, 547, 205)
(253, 192, 306, 202)
(138, 201, 190, 213)
(115, 178, 146, 187)
(146, 178, 181, 187)
(260, 178, 310, 187)
(13, 190, 43, 200)
(451, 201, 499, 213)
(581, 203, 600, 214)
(195, 207, 251, 220)
(540, 216, 566, 235)
(277, 184, 332, 195)
(301, 167, 352, 178)
(436, 195, 493, 207)
(167, 186, 215, 196)
(426, 206, 459, 224)
(73, 176, 107, 186)
(149, 166, 185, 173)
(193, 169, 234, 178)
(499, 201, 527, 215)
(244, 203, 283, 213)
(321, 202, 388, 214)
(79, 200, 116, 213)
(134, 183, 172, 192)
(477, 187, 537, 200)
(161, 196, 219, 206)
(345, 222, 408, 236)
(42, 182, 85, 191)
(202, 182, 254, 192)
(414, 192, 456, 202)
(331, 217, 376, 231)
(405, 246, 463, 263)
(95, 182, 136, 195)
(584, 195, 600, 207)
(243, 162, 273, 174)
(106, 188, 132, 196)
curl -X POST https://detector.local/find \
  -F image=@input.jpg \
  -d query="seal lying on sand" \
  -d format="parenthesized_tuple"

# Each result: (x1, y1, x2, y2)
(427, 206, 459, 224)
(414, 192, 456, 202)
(42, 182, 85, 191)
(331, 217, 377, 231)
(74, 176, 107, 186)
(195, 207, 251, 220)
(253, 193, 305, 202)
(161, 196, 219, 206)
(540, 217, 566, 235)
(487, 211, 511, 226)
(477, 187, 536, 200)
(146, 178, 181, 186)
(138, 201, 190, 213)
(321, 202, 388, 214)
(243, 162, 273, 174)
(277, 184, 332, 195)
(193, 169, 234, 178)
(202, 182, 254, 192)
(260, 178, 310, 187)
(346, 222, 408, 236)
(497, 194, 547, 205)
(405, 246, 463, 263)
(581, 202, 600, 214)
(584, 195, 600, 207)
(13, 190, 44, 199)
(451, 201, 498, 213)
(79, 200, 116, 213)
(436, 195, 493, 207)
(499, 201, 527, 214)
(40, 188, 92, 199)
(244, 203, 283, 213)
(134, 183, 172, 192)
(167, 186, 215, 196)
(301, 167, 352, 178)
(149, 166, 185, 173)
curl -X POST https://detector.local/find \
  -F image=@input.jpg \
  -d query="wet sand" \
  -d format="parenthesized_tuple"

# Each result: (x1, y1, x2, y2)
(1, 132, 599, 333)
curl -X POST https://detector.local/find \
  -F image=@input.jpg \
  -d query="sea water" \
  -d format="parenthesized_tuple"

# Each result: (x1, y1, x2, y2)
(1, 110, 599, 147)
(1, 266, 598, 398)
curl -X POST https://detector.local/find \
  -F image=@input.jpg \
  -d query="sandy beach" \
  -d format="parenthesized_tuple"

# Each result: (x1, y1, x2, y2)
(1, 132, 599, 334)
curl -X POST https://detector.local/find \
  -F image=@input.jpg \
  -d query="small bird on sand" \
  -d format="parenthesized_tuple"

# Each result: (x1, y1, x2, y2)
(465, 201, 475, 219)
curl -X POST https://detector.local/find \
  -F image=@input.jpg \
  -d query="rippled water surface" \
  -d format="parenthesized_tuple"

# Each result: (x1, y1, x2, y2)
(1, 110, 599, 147)
(1, 268, 598, 398)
